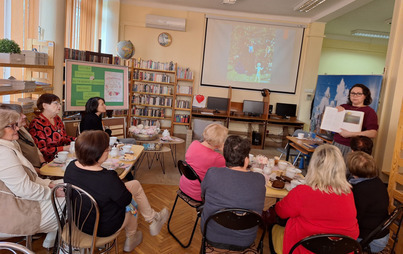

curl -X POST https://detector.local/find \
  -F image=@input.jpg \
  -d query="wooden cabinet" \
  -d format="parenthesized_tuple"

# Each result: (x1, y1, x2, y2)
(173, 75, 194, 129)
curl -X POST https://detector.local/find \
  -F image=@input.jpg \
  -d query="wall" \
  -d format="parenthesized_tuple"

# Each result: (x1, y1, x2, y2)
(119, 3, 325, 136)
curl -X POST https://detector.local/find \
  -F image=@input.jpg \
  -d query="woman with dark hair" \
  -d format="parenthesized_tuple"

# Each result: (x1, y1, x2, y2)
(201, 135, 265, 250)
(29, 93, 75, 162)
(64, 130, 168, 252)
(333, 84, 378, 155)
(80, 97, 111, 136)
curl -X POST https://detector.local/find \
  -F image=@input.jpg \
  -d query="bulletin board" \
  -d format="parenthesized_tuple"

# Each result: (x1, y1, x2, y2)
(65, 60, 129, 111)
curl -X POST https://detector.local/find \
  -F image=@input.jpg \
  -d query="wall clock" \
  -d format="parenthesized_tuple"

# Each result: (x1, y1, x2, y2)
(158, 32, 172, 47)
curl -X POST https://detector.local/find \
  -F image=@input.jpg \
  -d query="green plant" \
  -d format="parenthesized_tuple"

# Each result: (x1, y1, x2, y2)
(0, 38, 21, 54)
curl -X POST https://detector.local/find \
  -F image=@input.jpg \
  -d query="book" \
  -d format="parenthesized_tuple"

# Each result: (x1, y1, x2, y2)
(320, 106, 364, 133)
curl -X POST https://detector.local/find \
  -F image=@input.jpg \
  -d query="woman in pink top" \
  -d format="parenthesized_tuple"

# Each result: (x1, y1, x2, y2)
(179, 123, 228, 201)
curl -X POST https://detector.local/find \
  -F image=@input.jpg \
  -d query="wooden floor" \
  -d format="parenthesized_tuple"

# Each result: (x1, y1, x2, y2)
(27, 183, 271, 253)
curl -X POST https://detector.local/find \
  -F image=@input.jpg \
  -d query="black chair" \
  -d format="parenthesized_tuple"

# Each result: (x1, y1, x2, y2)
(360, 206, 403, 253)
(167, 160, 203, 248)
(289, 234, 362, 254)
(201, 208, 266, 254)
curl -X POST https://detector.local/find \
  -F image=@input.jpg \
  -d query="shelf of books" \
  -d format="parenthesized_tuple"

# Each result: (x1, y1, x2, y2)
(173, 67, 194, 130)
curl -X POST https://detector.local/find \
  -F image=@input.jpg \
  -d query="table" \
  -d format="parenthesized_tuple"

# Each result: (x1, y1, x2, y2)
(39, 145, 144, 179)
(137, 146, 171, 174)
(135, 136, 184, 167)
(285, 136, 323, 162)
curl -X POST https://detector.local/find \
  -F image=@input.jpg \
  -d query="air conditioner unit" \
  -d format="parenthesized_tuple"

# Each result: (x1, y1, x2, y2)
(145, 15, 186, 31)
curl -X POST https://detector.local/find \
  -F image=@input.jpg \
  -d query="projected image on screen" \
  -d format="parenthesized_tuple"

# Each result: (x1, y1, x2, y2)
(227, 26, 276, 84)
(201, 18, 304, 93)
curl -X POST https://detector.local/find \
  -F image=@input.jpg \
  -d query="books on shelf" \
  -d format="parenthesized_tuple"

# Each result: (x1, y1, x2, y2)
(174, 114, 190, 123)
(176, 100, 191, 109)
(132, 95, 172, 107)
(177, 85, 192, 94)
(132, 106, 166, 118)
(320, 106, 364, 133)
(133, 83, 173, 95)
(133, 58, 174, 71)
(133, 71, 172, 83)
(177, 67, 193, 79)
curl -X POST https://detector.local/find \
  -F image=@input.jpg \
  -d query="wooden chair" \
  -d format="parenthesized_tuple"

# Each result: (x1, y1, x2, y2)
(289, 234, 362, 254)
(200, 208, 265, 254)
(360, 206, 403, 253)
(0, 242, 35, 254)
(167, 160, 203, 248)
(51, 183, 120, 254)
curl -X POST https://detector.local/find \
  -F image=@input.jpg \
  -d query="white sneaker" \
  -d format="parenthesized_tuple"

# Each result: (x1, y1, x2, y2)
(123, 231, 143, 252)
(149, 208, 169, 236)
(42, 231, 57, 249)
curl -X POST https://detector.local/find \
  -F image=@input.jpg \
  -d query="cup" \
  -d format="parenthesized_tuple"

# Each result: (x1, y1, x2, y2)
(278, 161, 288, 170)
(310, 132, 316, 140)
(122, 145, 132, 154)
(268, 158, 275, 168)
(286, 167, 297, 178)
(109, 137, 117, 146)
(109, 147, 119, 157)
(69, 141, 75, 154)
(297, 133, 304, 139)
(55, 151, 69, 163)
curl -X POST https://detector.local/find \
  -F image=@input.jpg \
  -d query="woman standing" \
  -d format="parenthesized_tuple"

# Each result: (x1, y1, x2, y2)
(29, 93, 75, 162)
(0, 109, 64, 248)
(64, 130, 169, 252)
(273, 144, 359, 254)
(333, 84, 378, 155)
(80, 97, 111, 136)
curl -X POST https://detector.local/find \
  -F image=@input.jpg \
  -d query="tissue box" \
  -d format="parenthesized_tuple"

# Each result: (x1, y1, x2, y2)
(22, 50, 40, 65)
(0, 53, 25, 64)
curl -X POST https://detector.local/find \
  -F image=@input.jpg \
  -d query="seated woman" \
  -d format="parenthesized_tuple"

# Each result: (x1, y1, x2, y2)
(273, 144, 359, 254)
(64, 130, 169, 252)
(179, 123, 228, 201)
(0, 109, 64, 248)
(201, 135, 266, 250)
(347, 151, 389, 253)
(80, 97, 112, 136)
(0, 104, 46, 173)
(29, 93, 75, 162)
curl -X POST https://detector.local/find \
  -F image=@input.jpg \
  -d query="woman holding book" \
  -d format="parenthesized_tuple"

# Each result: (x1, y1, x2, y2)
(333, 84, 378, 156)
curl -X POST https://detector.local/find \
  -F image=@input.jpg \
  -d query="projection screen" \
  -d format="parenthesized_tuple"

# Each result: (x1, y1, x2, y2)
(201, 17, 305, 94)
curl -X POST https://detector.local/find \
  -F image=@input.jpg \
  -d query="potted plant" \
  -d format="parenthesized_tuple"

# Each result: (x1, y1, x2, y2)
(0, 38, 25, 64)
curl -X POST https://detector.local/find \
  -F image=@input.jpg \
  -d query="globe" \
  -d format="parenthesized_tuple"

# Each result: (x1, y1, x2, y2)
(116, 40, 134, 59)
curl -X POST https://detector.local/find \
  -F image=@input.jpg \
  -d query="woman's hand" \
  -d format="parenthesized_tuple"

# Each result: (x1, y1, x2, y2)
(48, 182, 65, 197)
(339, 128, 355, 138)
(336, 105, 345, 112)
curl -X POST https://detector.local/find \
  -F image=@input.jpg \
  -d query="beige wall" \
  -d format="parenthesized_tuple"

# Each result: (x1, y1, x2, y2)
(119, 3, 324, 135)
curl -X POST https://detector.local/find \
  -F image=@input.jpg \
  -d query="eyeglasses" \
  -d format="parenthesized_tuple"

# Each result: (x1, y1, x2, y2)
(51, 101, 61, 105)
(5, 122, 19, 130)
(350, 92, 364, 97)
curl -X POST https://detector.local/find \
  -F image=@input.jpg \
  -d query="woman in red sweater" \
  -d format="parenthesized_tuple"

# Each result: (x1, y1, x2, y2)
(273, 144, 359, 254)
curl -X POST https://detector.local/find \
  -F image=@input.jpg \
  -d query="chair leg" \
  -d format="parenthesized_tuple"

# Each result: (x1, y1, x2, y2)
(167, 194, 200, 248)
(25, 235, 32, 250)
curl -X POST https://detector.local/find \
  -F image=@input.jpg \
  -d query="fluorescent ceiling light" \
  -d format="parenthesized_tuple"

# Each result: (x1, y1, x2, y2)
(351, 29, 389, 39)
(294, 0, 326, 12)
(223, 0, 236, 4)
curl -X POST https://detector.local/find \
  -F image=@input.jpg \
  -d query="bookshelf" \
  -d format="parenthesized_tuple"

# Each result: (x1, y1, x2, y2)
(173, 67, 194, 128)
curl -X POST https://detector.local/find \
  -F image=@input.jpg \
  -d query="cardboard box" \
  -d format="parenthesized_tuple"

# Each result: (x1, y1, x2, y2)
(0, 53, 25, 64)
(22, 50, 39, 65)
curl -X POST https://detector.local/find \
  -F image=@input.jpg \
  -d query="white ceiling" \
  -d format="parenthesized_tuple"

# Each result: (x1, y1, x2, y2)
(126, 0, 394, 43)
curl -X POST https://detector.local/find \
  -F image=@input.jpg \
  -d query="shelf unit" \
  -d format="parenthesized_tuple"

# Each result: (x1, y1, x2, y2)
(129, 59, 177, 134)
(173, 71, 194, 129)
(0, 39, 54, 110)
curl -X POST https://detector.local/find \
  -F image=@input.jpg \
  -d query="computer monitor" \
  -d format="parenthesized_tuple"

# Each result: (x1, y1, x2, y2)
(206, 96, 229, 113)
(275, 103, 297, 118)
(243, 100, 264, 116)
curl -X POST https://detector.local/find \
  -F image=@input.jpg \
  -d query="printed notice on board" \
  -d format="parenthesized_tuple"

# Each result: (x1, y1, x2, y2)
(104, 71, 123, 102)
(320, 106, 364, 133)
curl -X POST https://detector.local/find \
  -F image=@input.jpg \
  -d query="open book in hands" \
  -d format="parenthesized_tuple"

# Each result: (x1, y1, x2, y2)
(320, 106, 364, 133)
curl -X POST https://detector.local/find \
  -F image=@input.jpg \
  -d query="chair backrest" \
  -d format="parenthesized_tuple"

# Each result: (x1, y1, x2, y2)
(178, 160, 201, 183)
(201, 208, 265, 253)
(289, 234, 362, 254)
(360, 206, 402, 249)
(0, 242, 35, 254)
(51, 183, 100, 254)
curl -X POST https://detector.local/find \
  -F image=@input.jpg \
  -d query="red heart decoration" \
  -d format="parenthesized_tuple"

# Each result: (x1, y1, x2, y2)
(196, 94, 205, 103)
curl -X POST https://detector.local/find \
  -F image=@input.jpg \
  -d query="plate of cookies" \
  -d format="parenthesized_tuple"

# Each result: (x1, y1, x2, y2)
(119, 153, 137, 162)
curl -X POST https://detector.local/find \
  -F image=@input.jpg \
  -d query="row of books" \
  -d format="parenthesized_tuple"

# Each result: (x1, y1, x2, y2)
(177, 67, 193, 80)
(131, 118, 161, 127)
(132, 95, 173, 107)
(64, 48, 87, 61)
(174, 114, 190, 123)
(112, 109, 128, 116)
(133, 58, 175, 71)
(176, 100, 191, 109)
(133, 83, 173, 95)
(176, 85, 192, 95)
(132, 107, 166, 118)
(133, 71, 172, 83)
